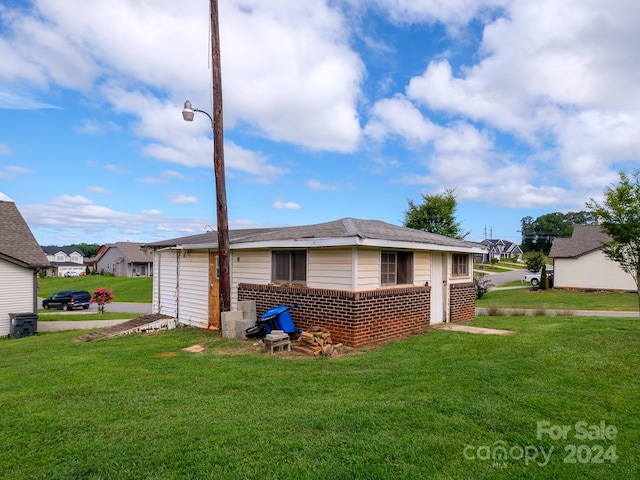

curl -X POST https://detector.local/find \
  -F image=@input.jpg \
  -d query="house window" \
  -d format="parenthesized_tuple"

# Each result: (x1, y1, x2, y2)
(452, 254, 469, 277)
(381, 251, 413, 285)
(71, 255, 80, 263)
(272, 250, 307, 284)
(56, 255, 64, 262)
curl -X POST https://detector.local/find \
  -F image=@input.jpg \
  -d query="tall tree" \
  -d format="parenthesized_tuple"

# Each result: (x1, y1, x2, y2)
(71, 243, 100, 258)
(520, 211, 593, 254)
(403, 188, 469, 239)
(587, 170, 640, 314)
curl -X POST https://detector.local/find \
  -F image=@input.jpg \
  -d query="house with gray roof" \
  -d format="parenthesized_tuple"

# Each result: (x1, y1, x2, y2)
(549, 224, 635, 291)
(478, 239, 523, 262)
(144, 218, 487, 346)
(95, 242, 153, 277)
(0, 201, 50, 336)
(41, 246, 85, 277)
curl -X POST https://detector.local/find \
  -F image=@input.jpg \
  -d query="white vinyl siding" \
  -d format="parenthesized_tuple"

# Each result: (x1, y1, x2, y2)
(177, 251, 209, 328)
(414, 251, 431, 286)
(356, 249, 381, 291)
(232, 250, 271, 308)
(555, 250, 636, 291)
(0, 260, 34, 337)
(154, 250, 178, 317)
(307, 249, 352, 290)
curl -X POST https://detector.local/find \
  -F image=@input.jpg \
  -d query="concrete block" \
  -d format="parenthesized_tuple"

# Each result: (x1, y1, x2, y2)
(238, 300, 257, 321)
(236, 318, 256, 330)
(221, 311, 244, 331)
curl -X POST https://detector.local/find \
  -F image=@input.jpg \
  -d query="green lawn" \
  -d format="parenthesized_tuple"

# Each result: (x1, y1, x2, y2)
(478, 287, 639, 312)
(1, 317, 638, 479)
(38, 276, 152, 303)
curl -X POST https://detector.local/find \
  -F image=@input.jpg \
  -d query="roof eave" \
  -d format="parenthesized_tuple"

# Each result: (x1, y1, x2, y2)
(186, 237, 485, 253)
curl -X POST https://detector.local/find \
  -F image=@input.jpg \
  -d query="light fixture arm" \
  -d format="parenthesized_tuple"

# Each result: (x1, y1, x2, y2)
(182, 100, 214, 128)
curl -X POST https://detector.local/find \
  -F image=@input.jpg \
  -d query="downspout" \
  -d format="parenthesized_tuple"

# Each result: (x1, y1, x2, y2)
(175, 250, 180, 320)
(33, 268, 40, 314)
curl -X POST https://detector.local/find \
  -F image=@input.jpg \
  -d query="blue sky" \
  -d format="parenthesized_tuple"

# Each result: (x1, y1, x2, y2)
(2, 0, 639, 247)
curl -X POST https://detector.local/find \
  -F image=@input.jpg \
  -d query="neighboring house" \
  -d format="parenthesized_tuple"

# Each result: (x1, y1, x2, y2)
(0, 201, 50, 336)
(143, 218, 487, 347)
(41, 246, 85, 277)
(549, 224, 636, 292)
(95, 242, 153, 277)
(477, 239, 523, 262)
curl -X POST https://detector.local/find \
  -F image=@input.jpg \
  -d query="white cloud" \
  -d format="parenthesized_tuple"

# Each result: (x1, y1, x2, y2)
(1, 0, 363, 160)
(357, 0, 510, 28)
(137, 170, 186, 185)
(141, 209, 162, 216)
(363, 0, 640, 208)
(5, 165, 32, 174)
(168, 193, 197, 205)
(273, 201, 300, 210)
(0, 164, 32, 181)
(86, 186, 114, 195)
(0, 144, 11, 155)
(104, 164, 128, 174)
(19, 195, 209, 242)
(365, 95, 441, 145)
(307, 180, 339, 191)
(76, 119, 120, 135)
(220, 1, 363, 152)
(0, 191, 13, 201)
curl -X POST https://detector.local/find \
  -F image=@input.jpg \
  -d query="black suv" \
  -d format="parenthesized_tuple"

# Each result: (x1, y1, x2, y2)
(42, 290, 92, 311)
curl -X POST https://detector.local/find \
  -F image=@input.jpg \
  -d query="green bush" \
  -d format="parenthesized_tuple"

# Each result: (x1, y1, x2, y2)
(524, 251, 546, 273)
(474, 274, 491, 299)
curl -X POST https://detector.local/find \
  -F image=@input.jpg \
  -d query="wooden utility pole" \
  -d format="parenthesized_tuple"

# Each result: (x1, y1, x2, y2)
(210, 0, 230, 315)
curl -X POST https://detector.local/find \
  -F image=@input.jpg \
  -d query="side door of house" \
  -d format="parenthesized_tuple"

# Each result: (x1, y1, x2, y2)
(208, 251, 220, 330)
(430, 252, 449, 324)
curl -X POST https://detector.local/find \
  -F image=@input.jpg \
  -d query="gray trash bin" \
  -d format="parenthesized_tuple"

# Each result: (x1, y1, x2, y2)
(9, 313, 38, 338)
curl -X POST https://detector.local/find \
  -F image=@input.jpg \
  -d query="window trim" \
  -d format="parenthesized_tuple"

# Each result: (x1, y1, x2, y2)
(451, 253, 469, 277)
(271, 250, 307, 285)
(380, 250, 413, 286)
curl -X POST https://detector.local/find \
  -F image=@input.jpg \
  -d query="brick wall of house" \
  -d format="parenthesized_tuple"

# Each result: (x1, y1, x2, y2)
(449, 282, 475, 323)
(238, 284, 431, 347)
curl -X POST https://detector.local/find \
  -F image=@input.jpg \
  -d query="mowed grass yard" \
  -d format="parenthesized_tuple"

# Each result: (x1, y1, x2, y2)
(1, 316, 639, 479)
(38, 276, 153, 303)
(477, 286, 639, 312)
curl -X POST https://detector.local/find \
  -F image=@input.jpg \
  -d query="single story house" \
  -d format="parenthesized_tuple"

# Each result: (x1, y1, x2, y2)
(143, 218, 487, 346)
(0, 201, 50, 336)
(549, 224, 636, 291)
(95, 242, 153, 277)
(41, 246, 85, 277)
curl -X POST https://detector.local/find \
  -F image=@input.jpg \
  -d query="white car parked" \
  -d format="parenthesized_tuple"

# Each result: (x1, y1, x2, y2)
(523, 269, 553, 287)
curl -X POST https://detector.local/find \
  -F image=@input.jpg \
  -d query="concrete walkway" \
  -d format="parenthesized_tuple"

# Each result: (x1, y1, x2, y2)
(438, 324, 513, 335)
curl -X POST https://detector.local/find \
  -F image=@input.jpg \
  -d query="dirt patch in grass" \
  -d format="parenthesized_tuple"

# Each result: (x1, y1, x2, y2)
(436, 324, 514, 335)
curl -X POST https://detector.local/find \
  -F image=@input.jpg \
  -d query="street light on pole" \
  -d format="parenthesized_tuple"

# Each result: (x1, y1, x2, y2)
(181, 98, 231, 322)
(181, 0, 230, 324)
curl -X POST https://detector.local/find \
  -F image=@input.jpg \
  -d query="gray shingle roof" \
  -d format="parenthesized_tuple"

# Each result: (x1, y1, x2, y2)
(41, 246, 84, 256)
(0, 201, 50, 268)
(143, 218, 485, 251)
(98, 242, 154, 263)
(548, 225, 611, 258)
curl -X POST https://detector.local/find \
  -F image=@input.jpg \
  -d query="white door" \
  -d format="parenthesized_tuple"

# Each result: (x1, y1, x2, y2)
(430, 252, 449, 324)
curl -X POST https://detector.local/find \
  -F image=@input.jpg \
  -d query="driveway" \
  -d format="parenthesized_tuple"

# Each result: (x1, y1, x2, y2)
(477, 270, 527, 287)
